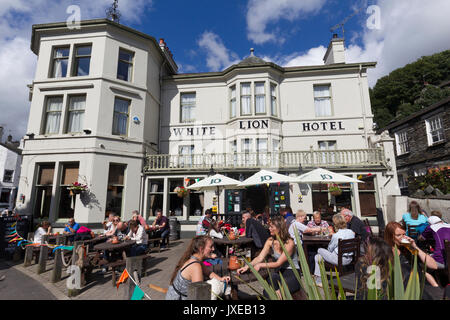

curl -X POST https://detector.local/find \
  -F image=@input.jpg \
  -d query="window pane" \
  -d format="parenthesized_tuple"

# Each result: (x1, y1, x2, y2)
(45, 97, 63, 134)
(76, 46, 91, 56)
(62, 163, 79, 185)
(113, 98, 129, 135)
(67, 96, 85, 133)
(117, 50, 133, 81)
(54, 47, 70, 58)
(108, 164, 126, 185)
(314, 85, 330, 97)
(74, 57, 90, 76)
(181, 93, 195, 122)
(52, 47, 69, 78)
(255, 96, 265, 113)
(38, 165, 55, 185)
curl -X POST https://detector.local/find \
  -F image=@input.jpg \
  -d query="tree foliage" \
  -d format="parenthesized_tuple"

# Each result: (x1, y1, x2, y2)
(371, 50, 450, 129)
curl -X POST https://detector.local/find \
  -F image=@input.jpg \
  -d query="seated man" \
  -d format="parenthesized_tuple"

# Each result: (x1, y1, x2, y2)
(281, 207, 295, 227)
(420, 214, 450, 269)
(132, 210, 149, 230)
(340, 209, 369, 243)
(241, 211, 270, 250)
(288, 210, 322, 245)
(152, 209, 170, 249)
(196, 208, 214, 236)
(125, 220, 149, 257)
(115, 221, 129, 241)
(64, 217, 81, 243)
(307, 211, 330, 229)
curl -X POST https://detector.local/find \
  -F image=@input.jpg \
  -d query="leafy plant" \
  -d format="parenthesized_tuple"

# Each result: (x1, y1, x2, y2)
(408, 167, 450, 195)
(239, 228, 428, 300)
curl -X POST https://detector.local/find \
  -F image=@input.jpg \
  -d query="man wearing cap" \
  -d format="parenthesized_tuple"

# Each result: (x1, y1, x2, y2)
(420, 214, 450, 269)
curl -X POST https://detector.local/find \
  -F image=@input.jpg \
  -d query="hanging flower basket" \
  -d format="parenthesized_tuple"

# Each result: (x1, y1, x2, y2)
(173, 186, 188, 198)
(68, 182, 88, 195)
(328, 183, 342, 196)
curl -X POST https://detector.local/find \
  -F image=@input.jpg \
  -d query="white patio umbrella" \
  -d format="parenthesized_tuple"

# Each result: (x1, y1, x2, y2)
(237, 169, 297, 187)
(293, 168, 363, 184)
(293, 168, 363, 212)
(187, 174, 242, 215)
(237, 169, 297, 216)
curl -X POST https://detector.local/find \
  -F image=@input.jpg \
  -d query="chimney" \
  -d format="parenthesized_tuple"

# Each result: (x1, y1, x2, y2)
(323, 35, 345, 65)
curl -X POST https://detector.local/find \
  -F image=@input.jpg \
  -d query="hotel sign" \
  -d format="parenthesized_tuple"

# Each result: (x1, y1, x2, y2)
(301, 121, 345, 131)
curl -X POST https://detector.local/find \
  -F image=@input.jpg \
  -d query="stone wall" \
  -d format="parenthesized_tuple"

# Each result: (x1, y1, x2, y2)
(386, 195, 450, 223)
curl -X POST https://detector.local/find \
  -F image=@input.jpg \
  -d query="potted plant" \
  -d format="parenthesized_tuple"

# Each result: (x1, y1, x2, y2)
(328, 183, 342, 196)
(173, 186, 188, 198)
(68, 182, 88, 195)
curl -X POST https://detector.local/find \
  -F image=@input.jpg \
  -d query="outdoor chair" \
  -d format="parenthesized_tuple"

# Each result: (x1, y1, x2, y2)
(363, 218, 373, 237)
(323, 237, 361, 276)
(407, 224, 419, 239)
(376, 208, 385, 238)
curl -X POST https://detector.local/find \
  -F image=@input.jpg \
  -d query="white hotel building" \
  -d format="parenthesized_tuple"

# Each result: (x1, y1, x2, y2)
(17, 19, 400, 235)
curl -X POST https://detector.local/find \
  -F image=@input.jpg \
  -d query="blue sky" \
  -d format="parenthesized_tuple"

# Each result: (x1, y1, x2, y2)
(0, 0, 449, 140)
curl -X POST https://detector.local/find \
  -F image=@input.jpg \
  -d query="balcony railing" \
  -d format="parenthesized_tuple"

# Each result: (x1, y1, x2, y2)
(144, 148, 386, 173)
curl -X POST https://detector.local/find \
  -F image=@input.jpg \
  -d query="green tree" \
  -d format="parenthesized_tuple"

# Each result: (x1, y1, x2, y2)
(371, 50, 450, 129)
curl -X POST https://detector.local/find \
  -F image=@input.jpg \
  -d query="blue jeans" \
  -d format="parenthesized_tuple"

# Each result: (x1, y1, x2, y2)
(155, 229, 170, 246)
(129, 244, 148, 257)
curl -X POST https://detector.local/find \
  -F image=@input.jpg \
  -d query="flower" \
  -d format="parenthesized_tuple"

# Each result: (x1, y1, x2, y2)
(68, 182, 88, 191)
(173, 186, 188, 197)
(328, 183, 342, 195)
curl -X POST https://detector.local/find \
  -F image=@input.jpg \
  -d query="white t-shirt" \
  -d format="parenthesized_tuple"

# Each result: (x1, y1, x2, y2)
(33, 227, 47, 244)
(103, 221, 113, 234)
(127, 225, 148, 245)
(288, 221, 308, 245)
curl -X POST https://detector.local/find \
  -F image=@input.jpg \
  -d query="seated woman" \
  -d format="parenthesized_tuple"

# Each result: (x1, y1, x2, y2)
(124, 220, 148, 257)
(166, 235, 230, 300)
(313, 214, 355, 286)
(384, 221, 440, 291)
(402, 201, 429, 238)
(355, 236, 393, 300)
(237, 216, 301, 299)
(307, 211, 330, 229)
(33, 221, 52, 244)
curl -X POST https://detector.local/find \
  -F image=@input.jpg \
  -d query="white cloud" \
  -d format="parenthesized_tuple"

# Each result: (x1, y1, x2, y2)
(266, 0, 450, 87)
(197, 31, 240, 71)
(0, 0, 152, 141)
(246, 0, 326, 44)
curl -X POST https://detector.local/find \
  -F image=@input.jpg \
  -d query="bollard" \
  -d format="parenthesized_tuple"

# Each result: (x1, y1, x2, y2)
(67, 241, 83, 297)
(187, 282, 211, 300)
(23, 232, 34, 267)
(123, 256, 143, 300)
(36, 235, 49, 274)
(51, 235, 64, 283)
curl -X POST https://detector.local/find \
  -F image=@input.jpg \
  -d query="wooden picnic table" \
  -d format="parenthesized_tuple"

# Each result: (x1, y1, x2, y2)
(94, 239, 136, 257)
(213, 237, 253, 258)
(302, 234, 332, 258)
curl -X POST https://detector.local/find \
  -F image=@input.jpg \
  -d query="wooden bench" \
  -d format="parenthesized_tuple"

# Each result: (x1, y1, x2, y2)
(148, 237, 170, 252)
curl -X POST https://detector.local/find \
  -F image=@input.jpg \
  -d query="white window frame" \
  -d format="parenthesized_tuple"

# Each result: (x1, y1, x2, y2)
(179, 145, 195, 167)
(425, 115, 445, 146)
(240, 83, 252, 115)
(180, 92, 196, 123)
(117, 48, 134, 82)
(270, 83, 278, 116)
(112, 97, 130, 136)
(254, 82, 266, 115)
(65, 95, 86, 133)
(50, 46, 70, 78)
(395, 130, 410, 155)
(230, 85, 236, 119)
(313, 84, 333, 117)
(72, 44, 92, 77)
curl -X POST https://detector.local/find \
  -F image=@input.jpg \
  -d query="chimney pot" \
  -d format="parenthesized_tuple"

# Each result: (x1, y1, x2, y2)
(333, 33, 338, 39)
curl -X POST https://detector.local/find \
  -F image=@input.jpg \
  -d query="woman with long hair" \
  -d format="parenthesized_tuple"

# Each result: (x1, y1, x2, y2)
(402, 201, 428, 237)
(237, 216, 301, 299)
(33, 220, 52, 244)
(384, 221, 439, 290)
(313, 213, 355, 287)
(355, 237, 393, 299)
(165, 235, 230, 300)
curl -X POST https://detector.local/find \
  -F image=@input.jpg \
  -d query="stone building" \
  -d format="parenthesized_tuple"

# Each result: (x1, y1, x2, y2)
(381, 96, 449, 195)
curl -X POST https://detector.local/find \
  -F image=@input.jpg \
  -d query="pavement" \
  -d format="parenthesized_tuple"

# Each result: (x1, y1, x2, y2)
(0, 238, 264, 300)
